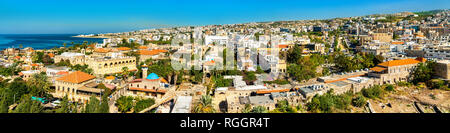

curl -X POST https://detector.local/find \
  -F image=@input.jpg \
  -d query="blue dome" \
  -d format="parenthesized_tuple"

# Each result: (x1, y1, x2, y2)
(146, 73, 159, 80)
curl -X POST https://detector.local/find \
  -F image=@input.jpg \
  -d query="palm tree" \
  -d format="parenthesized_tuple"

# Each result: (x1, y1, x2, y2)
(193, 95, 215, 113)
(241, 104, 252, 113)
(27, 73, 51, 97)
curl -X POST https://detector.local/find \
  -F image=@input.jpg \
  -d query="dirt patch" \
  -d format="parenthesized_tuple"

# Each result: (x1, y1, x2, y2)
(369, 86, 449, 113)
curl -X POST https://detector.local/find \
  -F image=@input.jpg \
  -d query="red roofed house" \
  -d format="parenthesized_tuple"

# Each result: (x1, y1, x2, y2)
(48, 53, 55, 58)
(117, 47, 131, 51)
(138, 49, 168, 62)
(369, 57, 426, 84)
(277, 44, 289, 51)
(54, 71, 104, 103)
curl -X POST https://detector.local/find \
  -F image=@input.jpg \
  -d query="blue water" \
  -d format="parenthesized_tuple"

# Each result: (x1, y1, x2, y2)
(0, 34, 105, 50)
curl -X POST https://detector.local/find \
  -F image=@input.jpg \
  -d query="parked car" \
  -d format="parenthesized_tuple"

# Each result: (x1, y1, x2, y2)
(51, 100, 61, 107)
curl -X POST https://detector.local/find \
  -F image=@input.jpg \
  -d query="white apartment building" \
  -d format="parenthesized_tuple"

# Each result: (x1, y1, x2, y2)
(204, 35, 228, 46)
(424, 44, 450, 60)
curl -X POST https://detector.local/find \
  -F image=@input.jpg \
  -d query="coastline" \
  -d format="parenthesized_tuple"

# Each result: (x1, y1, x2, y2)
(0, 34, 105, 50)
(72, 35, 110, 39)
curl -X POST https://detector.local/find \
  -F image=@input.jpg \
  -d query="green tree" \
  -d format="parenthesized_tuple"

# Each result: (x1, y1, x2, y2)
(352, 95, 367, 107)
(287, 45, 303, 63)
(134, 98, 155, 113)
(121, 67, 130, 79)
(243, 71, 257, 84)
(56, 95, 70, 113)
(306, 90, 353, 113)
(27, 73, 51, 97)
(385, 84, 395, 92)
(251, 106, 268, 113)
(98, 95, 110, 113)
(361, 85, 384, 99)
(97, 83, 111, 97)
(241, 104, 252, 113)
(193, 95, 215, 113)
(7, 79, 29, 103)
(116, 96, 134, 113)
(256, 66, 264, 74)
(32, 52, 45, 63)
(427, 79, 449, 90)
(0, 95, 9, 113)
(83, 96, 101, 113)
(412, 61, 436, 84)
(13, 95, 43, 113)
(271, 100, 297, 113)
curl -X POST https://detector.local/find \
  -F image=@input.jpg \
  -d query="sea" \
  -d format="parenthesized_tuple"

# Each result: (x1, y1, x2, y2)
(0, 34, 105, 50)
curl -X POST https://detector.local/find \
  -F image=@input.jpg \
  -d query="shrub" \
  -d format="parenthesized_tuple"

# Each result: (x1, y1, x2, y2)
(361, 85, 384, 99)
(385, 84, 395, 92)
(427, 79, 448, 90)
(134, 98, 155, 113)
(352, 95, 367, 107)
(306, 91, 352, 113)
(397, 81, 412, 87)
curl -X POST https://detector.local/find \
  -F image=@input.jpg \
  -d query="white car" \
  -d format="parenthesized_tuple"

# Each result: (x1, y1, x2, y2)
(51, 100, 61, 107)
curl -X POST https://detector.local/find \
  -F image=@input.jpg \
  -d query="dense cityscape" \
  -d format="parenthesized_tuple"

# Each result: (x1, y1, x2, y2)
(0, 9, 449, 113)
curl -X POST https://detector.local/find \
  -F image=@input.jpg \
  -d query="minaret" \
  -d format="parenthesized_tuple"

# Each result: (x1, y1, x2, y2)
(356, 23, 360, 37)
(142, 64, 148, 79)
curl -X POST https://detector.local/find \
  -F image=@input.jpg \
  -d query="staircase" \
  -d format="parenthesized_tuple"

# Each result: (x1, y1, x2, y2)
(138, 87, 177, 113)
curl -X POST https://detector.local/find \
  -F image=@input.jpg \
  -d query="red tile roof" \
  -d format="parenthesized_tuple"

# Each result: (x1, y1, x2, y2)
(117, 47, 131, 51)
(48, 53, 55, 58)
(138, 49, 168, 55)
(391, 41, 404, 45)
(105, 76, 115, 80)
(377, 58, 423, 67)
(277, 44, 289, 48)
(56, 71, 96, 84)
(138, 46, 148, 49)
(94, 48, 110, 53)
(370, 66, 387, 72)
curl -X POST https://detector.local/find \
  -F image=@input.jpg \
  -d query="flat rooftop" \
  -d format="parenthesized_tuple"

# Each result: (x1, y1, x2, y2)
(172, 96, 193, 113)
(330, 81, 350, 87)
(249, 96, 273, 105)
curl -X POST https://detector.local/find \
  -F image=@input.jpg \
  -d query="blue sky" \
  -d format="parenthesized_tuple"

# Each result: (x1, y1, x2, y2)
(0, 0, 448, 34)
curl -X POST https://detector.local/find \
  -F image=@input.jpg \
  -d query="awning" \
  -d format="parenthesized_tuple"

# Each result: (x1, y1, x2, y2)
(370, 66, 387, 72)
